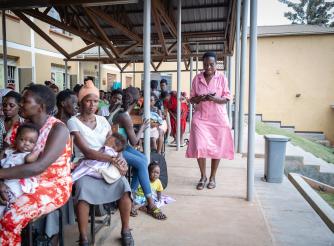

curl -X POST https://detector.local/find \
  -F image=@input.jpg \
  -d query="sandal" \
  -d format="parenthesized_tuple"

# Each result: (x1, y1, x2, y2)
(121, 230, 134, 246)
(130, 206, 138, 217)
(207, 179, 216, 189)
(147, 206, 167, 220)
(196, 177, 207, 190)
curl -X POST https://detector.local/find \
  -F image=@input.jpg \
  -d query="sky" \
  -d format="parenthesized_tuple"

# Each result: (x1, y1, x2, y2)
(257, 0, 294, 26)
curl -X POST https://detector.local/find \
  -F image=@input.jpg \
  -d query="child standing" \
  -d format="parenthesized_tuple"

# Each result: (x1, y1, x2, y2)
(0, 124, 40, 217)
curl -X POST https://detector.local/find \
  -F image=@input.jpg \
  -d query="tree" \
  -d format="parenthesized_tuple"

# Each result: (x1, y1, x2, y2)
(279, 0, 334, 27)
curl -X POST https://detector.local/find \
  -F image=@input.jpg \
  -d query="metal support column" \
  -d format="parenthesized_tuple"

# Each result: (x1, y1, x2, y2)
(143, 0, 151, 161)
(77, 62, 80, 85)
(196, 43, 199, 74)
(64, 60, 68, 89)
(132, 60, 135, 86)
(189, 57, 193, 131)
(227, 56, 232, 124)
(98, 46, 101, 89)
(176, 0, 182, 150)
(120, 71, 123, 88)
(30, 16, 36, 83)
(234, 0, 242, 151)
(238, 0, 249, 153)
(247, 0, 258, 202)
(2, 10, 8, 87)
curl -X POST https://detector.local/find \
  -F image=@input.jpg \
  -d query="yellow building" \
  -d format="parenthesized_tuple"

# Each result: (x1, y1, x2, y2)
(243, 25, 334, 144)
(0, 10, 125, 91)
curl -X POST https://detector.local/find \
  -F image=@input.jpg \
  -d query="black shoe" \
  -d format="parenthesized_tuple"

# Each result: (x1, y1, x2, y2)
(121, 230, 134, 246)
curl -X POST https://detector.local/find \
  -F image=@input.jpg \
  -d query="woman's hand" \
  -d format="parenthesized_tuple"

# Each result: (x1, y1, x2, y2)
(206, 95, 229, 104)
(190, 95, 207, 104)
(0, 182, 9, 205)
(111, 157, 128, 176)
(139, 118, 150, 132)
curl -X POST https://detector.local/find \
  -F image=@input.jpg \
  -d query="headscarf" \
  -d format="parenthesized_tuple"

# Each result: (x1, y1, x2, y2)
(78, 80, 99, 102)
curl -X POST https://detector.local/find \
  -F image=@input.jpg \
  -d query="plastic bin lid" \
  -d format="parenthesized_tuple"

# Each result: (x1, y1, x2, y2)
(264, 134, 290, 142)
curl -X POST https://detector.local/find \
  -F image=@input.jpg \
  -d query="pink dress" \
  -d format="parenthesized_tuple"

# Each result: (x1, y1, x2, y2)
(186, 71, 234, 160)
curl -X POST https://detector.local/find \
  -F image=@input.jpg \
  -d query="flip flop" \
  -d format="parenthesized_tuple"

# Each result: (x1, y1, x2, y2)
(196, 177, 207, 190)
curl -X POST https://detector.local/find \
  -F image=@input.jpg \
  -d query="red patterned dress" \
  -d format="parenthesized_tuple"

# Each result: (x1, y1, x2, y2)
(0, 117, 72, 246)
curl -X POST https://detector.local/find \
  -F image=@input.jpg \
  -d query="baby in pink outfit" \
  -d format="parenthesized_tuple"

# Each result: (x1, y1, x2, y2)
(72, 133, 127, 182)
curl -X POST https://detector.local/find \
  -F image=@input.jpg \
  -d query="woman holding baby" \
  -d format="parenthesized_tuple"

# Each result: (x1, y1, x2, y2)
(186, 52, 234, 190)
(0, 84, 72, 245)
(67, 81, 134, 246)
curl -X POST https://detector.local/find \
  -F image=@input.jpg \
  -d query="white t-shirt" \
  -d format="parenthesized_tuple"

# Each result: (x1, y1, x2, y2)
(67, 115, 111, 161)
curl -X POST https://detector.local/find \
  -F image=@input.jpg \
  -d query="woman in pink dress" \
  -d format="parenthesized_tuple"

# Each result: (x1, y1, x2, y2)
(186, 52, 234, 190)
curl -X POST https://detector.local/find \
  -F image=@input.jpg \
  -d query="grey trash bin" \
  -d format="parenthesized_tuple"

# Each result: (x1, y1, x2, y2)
(264, 134, 290, 183)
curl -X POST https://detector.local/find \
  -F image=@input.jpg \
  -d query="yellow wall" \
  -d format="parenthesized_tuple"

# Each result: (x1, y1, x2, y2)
(255, 34, 334, 143)
(34, 19, 86, 53)
(229, 34, 334, 143)
(35, 53, 78, 85)
(0, 13, 31, 46)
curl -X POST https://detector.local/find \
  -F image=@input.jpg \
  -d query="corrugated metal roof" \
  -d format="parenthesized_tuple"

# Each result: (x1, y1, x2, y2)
(7, 0, 236, 63)
(256, 24, 334, 37)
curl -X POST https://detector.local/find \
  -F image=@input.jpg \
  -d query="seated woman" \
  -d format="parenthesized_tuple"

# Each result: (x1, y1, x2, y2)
(34, 89, 79, 244)
(0, 91, 24, 153)
(67, 81, 134, 246)
(112, 87, 167, 220)
(0, 85, 72, 246)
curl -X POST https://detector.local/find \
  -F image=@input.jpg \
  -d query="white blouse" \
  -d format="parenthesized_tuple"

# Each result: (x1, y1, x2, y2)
(67, 115, 111, 161)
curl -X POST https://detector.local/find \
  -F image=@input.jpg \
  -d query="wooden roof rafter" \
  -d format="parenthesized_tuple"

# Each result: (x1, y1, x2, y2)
(152, 1, 167, 56)
(82, 7, 120, 58)
(13, 10, 70, 58)
(88, 7, 142, 43)
(21, 8, 106, 45)
(68, 42, 96, 58)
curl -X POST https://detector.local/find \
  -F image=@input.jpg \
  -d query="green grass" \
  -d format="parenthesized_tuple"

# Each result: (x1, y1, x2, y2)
(255, 121, 334, 164)
(317, 191, 334, 209)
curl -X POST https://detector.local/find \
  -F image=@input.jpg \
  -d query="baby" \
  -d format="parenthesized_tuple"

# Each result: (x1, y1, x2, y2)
(72, 133, 127, 183)
(135, 161, 174, 209)
(0, 124, 40, 217)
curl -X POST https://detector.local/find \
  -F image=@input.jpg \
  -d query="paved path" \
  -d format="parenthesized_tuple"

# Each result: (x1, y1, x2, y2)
(98, 148, 273, 246)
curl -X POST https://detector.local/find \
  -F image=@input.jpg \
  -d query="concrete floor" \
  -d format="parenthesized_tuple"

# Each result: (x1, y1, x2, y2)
(63, 144, 334, 246)
(94, 148, 274, 246)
